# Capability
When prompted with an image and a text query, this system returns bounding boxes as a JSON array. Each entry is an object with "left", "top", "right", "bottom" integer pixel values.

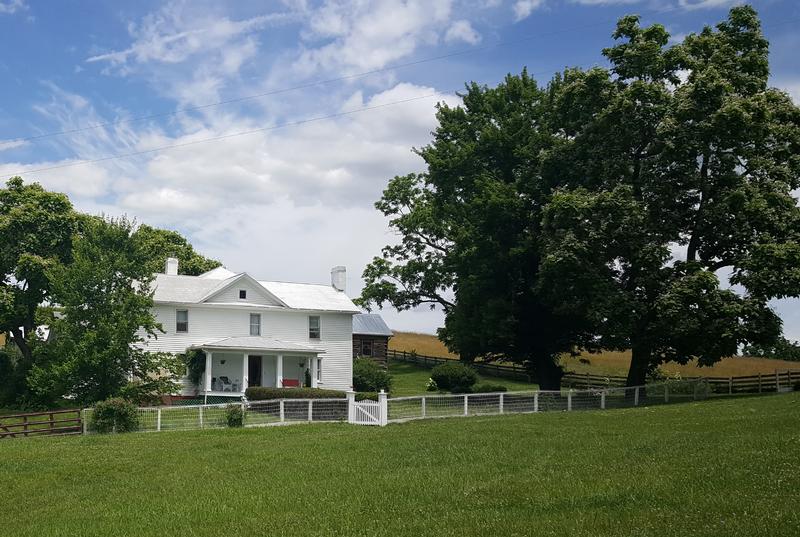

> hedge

[{"left": 245, "top": 387, "right": 346, "bottom": 400}]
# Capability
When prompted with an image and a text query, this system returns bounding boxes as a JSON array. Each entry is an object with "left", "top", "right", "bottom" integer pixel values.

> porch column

[
  {"left": 204, "top": 351, "right": 213, "bottom": 392},
  {"left": 310, "top": 357, "right": 318, "bottom": 388},
  {"left": 276, "top": 354, "right": 283, "bottom": 388},
  {"left": 242, "top": 354, "right": 249, "bottom": 393}
]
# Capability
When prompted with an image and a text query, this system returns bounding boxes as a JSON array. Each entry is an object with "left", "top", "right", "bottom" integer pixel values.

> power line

[
  {"left": 0, "top": 89, "right": 455, "bottom": 179},
  {"left": 3, "top": 3, "right": 704, "bottom": 145}
]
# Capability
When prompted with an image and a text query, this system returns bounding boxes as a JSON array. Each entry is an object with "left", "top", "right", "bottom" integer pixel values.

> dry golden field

[{"left": 389, "top": 331, "right": 799, "bottom": 377}]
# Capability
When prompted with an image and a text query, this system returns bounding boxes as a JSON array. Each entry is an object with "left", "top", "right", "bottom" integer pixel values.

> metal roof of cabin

[
  {"left": 352, "top": 313, "right": 393, "bottom": 336},
  {"left": 150, "top": 268, "right": 360, "bottom": 313}
]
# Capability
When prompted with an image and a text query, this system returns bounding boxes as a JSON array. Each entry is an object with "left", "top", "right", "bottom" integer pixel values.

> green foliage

[
  {"left": 26, "top": 216, "right": 182, "bottom": 405},
  {"left": 355, "top": 392, "right": 378, "bottom": 401},
  {"left": 0, "top": 177, "right": 76, "bottom": 402},
  {"left": 472, "top": 383, "right": 508, "bottom": 393},
  {"left": 224, "top": 404, "right": 245, "bottom": 428},
  {"left": 304, "top": 367, "right": 312, "bottom": 388},
  {"left": 91, "top": 398, "right": 139, "bottom": 433},
  {"left": 183, "top": 349, "right": 207, "bottom": 387},
  {"left": 743, "top": 337, "right": 800, "bottom": 362},
  {"left": 132, "top": 224, "right": 221, "bottom": 276},
  {"left": 536, "top": 6, "right": 799, "bottom": 385},
  {"left": 430, "top": 362, "right": 478, "bottom": 393},
  {"left": 245, "top": 387, "right": 346, "bottom": 400},
  {"left": 352, "top": 358, "right": 392, "bottom": 392}
]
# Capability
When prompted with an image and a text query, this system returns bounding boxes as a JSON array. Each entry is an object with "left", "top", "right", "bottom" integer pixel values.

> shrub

[
  {"left": 472, "top": 383, "right": 508, "bottom": 393},
  {"left": 356, "top": 392, "right": 378, "bottom": 401},
  {"left": 352, "top": 358, "right": 392, "bottom": 392},
  {"left": 430, "top": 362, "right": 478, "bottom": 393},
  {"left": 426, "top": 377, "right": 438, "bottom": 391},
  {"left": 245, "top": 387, "right": 346, "bottom": 400},
  {"left": 224, "top": 404, "right": 245, "bottom": 427},
  {"left": 91, "top": 398, "right": 139, "bottom": 433}
]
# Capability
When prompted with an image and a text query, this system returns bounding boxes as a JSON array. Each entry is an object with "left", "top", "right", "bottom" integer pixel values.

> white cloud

[
  {"left": 678, "top": 0, "right": 740, "bottom": 10},
  {"left": 445, "top": 19, "right": 481, "bottom": 45},
  {"left": 293, "top": 0, "right": 455, "bottom": 75},
  {"left": 0, "top": 0, "right": 25, "bottom": 14},
  {"left": 0, "top": 139, "right": 27, "bottom": 152},
  {"left": 513, "top": 0, "right": 544, "bottom": 22}
]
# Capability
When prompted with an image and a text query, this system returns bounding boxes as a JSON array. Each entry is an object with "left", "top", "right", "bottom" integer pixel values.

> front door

[{"left": 248, "top": 355, "right": 262, "bottom": 387}]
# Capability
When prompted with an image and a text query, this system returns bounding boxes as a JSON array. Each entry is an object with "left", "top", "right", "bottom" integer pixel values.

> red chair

[{"left": 282, "top": 379, "right": 301, "bottom": 388}]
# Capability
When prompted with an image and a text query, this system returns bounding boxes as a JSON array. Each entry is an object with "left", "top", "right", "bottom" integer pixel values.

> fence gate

[{"left": 352, "top": 400, "right": 382, "bottom": 426}]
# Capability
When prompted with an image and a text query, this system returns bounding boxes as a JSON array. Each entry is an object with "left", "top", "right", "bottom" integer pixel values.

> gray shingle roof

[
  {"left": 191, "top": 336, "right": 324, "bottom": 353},
  {"left": 352, "top": 313, "right": 393, "bottom": 336}
]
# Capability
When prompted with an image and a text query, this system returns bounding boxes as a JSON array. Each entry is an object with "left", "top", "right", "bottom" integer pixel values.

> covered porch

[{"left": 190, "top": 336, "right": 324, "bottom": 397}]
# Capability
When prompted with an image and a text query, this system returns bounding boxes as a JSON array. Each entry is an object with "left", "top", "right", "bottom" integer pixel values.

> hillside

[{"left": 389, "top": 331, "right": 799, "bottom": 377}]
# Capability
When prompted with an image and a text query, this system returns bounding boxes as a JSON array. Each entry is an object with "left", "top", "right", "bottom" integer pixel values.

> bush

[
  {"left": 472, "top": 383, "right": 508, "bottom": 393},
  {"left": 356, "top": 392, "right": 378, "bottom": 401},
  {"left": 430, "top": 362, "right": 478, "bottom": 393},
  {"left": 224, "top": 404, "right": 245, "bottom": 427},
  {"left": 352, "top": 358, "right": 392, "bottom": 392},
  {"left": 91, "top": 398, "right": 139, "bottom": 433},
  {"left": 245, "top": 387, "right": 346, "bottom": 400}
]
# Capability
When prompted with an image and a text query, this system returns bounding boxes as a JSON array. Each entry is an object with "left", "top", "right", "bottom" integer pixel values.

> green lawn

[
  {"left": 2, "top": 393, "right": 799, "bottom": 536},
  {"left": 388, "top": 360, "right": 537, "bottom": 396}
]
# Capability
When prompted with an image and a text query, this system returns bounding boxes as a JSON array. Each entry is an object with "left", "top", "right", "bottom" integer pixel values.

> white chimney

[
  {"left": 331, "top": 266, "right": 346, "bottom": 292},
  {"left": 165, "top": 257, "right": 179, "bottom": 276}
]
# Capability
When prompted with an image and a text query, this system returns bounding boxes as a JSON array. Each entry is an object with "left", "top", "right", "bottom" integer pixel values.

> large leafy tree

[
  {"left": 538, "top": 6, "right": 800, "bottom": 385},
  {"left": 132, "top": 224, "right": 221, "bottom": 276},
  {"left": 359, "top": 72, "right": 591, "bottom": 389},
  {"left": 0, "top": 177, "right": 75, "bottom": 364},
  {"left": 27, "top": 216, "right": 181, "bottom": 405}
]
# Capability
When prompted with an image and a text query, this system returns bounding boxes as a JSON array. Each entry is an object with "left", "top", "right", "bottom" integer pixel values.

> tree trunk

[
  {"left": 9, "top": 327, "right": 32, "bottom": 363},
  {"left": 626, "top": 343, "right": 650, "bottom": 388},
  {"left": 535, "top": 357, "right": 563, "bottom": 391}
]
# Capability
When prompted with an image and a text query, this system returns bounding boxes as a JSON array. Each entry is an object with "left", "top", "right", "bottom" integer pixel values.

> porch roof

[{"left": 191, "top": 336, "right": 324, "bottom": 354}]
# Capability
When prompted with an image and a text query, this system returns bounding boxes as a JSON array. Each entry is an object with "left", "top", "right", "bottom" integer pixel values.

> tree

[
  {"left": 0, "top": 177, "right": 75, "bottom": 402},
  {"left": 538, "top": 6, "right": 800, "bottom": 385},
  {"left": 743, "top": 337, "right": 800, "bottom": 362},
  {"left": 359, "top": 72, "right": 591, "bottom": 389},
  {"left": 132, "top": 224, "right": 221, "bottom": 276},
  {"left": 27, "top": 216, "right": 181, "bottom": 405}
]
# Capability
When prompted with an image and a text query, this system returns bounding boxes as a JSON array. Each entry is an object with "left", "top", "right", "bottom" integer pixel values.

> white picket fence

[{"left": 81, "top": 379, "right": 716, "bottom": 434}]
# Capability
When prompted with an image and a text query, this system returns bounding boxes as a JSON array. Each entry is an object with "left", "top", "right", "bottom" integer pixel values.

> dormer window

[{"left": 239, "top": 289, "right": 247, "bottom": 299}]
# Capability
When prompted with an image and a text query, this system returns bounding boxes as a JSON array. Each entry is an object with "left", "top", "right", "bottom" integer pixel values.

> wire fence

[{"left": 74, "top": 378, "right": 754, "bottom": 435}]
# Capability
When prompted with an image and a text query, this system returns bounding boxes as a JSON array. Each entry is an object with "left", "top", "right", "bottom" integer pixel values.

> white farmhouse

[{"left": 145, "top": 259, "right": 359, "bottom": 397}]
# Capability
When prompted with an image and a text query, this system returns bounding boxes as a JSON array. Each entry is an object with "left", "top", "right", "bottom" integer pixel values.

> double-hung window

[
  {"left": 309, "top": 316, "right": 321, "bottom": 339},
  {"left": 361, "top": 340, "right": 373, "bottom": 357},
  {"left": 176, "top": 310, "right": 189, "bottom": 333},
  {"left": 249, "top": 313, "right": 261, "bottom": 336}
]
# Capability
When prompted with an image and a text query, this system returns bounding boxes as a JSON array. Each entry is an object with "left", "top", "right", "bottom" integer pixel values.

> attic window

[{"left": 239, "top": 289, "right": 247, "bottom": 299}]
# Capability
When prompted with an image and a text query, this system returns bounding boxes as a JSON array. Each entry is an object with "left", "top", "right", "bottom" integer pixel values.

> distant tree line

[
  {"left": 742, "top": 338, "right": 800, "bottom": 362},
  {"left": 0, "top": 177, "right": 221, "bottom": 408}
]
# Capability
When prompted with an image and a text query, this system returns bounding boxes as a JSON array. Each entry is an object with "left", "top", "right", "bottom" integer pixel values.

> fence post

[
  {"left": 199, "top": 406, "right": 204, "bottom": 429},
  {"left": 664, "top": 384, "right": 669, "bottom": 403},
  {"left": 307, "top": 400, "right": 313, "bottom": 422},
  {"left": 534, "top": 392, "right": 539, "bottom": 413},
  {"left": 421, "top": 396, "right": 427, "bottom": 419},
  {"left": 499, "top": 393, "right": 504, "bottom": 414},
  {"left": 280, "top": 400, "right": 286, "bottom": 423},
  {"left": 156, "top": 408, "right": 162, "bottom": 432},
  {"left": 600, "top": 390, "right": 606, "bottom": 410},
  {"left": 346, "top": 390, "right": 355, "bottom": 424},
  {"left": 775, "top": 369, "right": 780, "bottom": 392},
  {"left": 758, "top": 373, "right": 762, "bottom": 393},
  {"left": 634, "top": 386, "right": 639, "bottom": 407},
  {"left": 728, "top": 376, "right": 733, "bottom": 395},
  {"left": 82, "top": 409, "right": 88, "bottom": 435},
  {"left": 567, "top": 390, "right": 573, "bottom": 411},
  {"left": 378, "top": 389, "right": 388, "bottom": 426},
  {"left": 586, "top": 372, "right": 590, "bottom": 389}
]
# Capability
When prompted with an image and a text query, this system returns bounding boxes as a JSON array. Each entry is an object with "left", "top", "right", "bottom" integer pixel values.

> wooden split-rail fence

[
  {"left": 387, "top": 349, "right": 800, "bottom": 394},
  {"left": 0, "top": 409, "right": 82, "bottom": 439}
]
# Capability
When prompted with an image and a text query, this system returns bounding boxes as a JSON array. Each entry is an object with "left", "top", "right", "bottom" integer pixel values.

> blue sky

[{"left": 1, "top": 0, "right": 799, "bottom": 336}]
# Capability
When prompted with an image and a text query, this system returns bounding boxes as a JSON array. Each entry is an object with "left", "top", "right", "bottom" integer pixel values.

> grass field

[
  {"left": 390, "top": 331, "right": 800, "bottom": 377},
  {"left": 2, "top": 393, "right": 798, "bottom": 536},
  {"left": 388, "top": 361, "right": 535, "bottom": 396}
]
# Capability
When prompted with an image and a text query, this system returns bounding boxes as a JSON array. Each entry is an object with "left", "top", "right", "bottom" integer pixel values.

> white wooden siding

[
  {"left": 145, "top": 304, "right": 353, "bottom": 391},
  {"left": 205, "top": 279, "right": 282, "bottom": 306}
]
